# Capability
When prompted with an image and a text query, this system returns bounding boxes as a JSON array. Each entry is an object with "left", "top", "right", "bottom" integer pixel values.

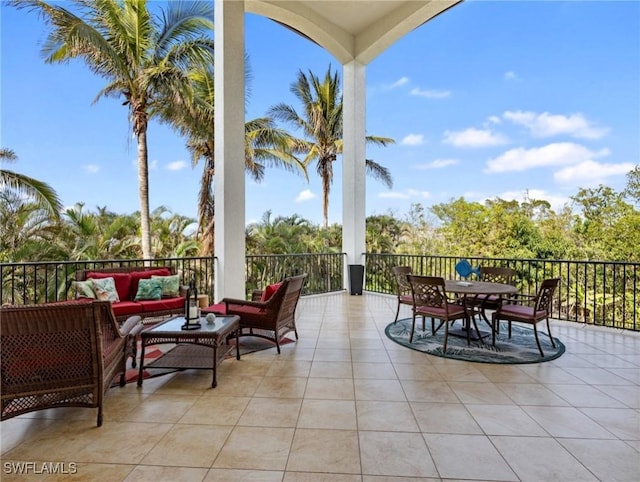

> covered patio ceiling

[{"left": 247, "top": 0, "right": 463, "bottom": 64}]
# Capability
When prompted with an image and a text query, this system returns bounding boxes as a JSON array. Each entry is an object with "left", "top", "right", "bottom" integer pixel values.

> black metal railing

[
  {"left": 245, "top": 253, "right": 344, "bottom": 296},
  {"left": 1, "top": 253, "right": 345, "bottom": 306},
  {"left": 2, "top": 253, "right": 637, "bottom": 331},
  {"left": 365, "top": 254, "right": 639, "bottom": 331},
  {"left": 0, "top": 257, "right": 215, "bottom": 306}
]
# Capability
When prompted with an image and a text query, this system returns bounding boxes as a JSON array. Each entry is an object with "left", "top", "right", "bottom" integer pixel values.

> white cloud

[
  {"left": 498, "top": 189, "right": 570, "bottom": 212},
  {"left": 83, "top": 164, "right": 100, "bottom": 174},
  {"left": 296, "top": 189, "right": 316, "bottom": 202},
  {"left": 554, "top": 160, "right": 635, "bottom": 185},
  {"left": 379, "top": 189, "right": 430, "bottom": 199},
  {"left": 504, "top": 71, "right": 518, "bottom": 81},
  {"left": 485, "top": 142, "right": 610, "bottom": 173},
  {"left": 391, "top": 77, "right": 409, "bottom": 88},
  {"left": 410, "top": 87, "right": 451, "bottom": 99},
  {"left": 503, "top": 110, "right": 610, "bottom": 139},
  {"left": 400, "top": 134, "right": 425, "bottom": 146},
  {"left": 166, "top": 160, "right": 188, "bottom": 171},
  {"left": 415, "top": 159, "right": 459, "bottom": 169},
  {"left": 443, "top": 128, "right": 508, "bottom": 148},
  {"left": 487, "top": 115, "right": 501, "bottom": 124}
]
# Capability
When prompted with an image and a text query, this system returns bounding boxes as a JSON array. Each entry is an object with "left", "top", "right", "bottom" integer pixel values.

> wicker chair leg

[
  {"left": 130, "top": 337, "right": 138, "bottom": 369},
  {"left": 394, "top": 303, "right": 401, "bottom": 322}
]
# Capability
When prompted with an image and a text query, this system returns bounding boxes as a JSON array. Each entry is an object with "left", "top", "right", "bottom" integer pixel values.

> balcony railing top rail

[{"left": 2, "top": 253, "right": 637, "bottom": 331}]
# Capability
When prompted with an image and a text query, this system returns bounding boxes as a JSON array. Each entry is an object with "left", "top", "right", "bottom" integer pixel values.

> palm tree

[
  {"left": 0, "top": 189, "right": 63, "bottom": 262},
  {"left": 58, "top": 203, "right": 140, "bottom": 260},
  {"left": 1, "top": 147, "right": 62, "bottom": 219},
  {"left": 11, "top": 0, "right": 215, "bottom": 260},
  {"left": 269, "top": 66, "right": 395, "bottom": 228},
  {"left": 156, "top": 64, "right": 307, "bottom": 256}
]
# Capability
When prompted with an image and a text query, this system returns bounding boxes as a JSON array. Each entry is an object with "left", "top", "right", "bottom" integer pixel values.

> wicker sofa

[
  {"left": 75, "top": 266, "right": 186, "bottom": 323},
  {"left": 1, "top": 300, "right": 141, "bottom": 427}
]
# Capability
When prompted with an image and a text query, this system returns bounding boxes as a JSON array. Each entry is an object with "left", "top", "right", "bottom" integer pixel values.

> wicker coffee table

[{"left": 137, "top": 315, "right": 240, "bottom": 388}]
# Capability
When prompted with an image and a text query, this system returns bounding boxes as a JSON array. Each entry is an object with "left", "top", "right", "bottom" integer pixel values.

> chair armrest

[
  {"left": 503, "top": 293, "right": 535, "bottom": 305},
  {"left": 221, "top": 297, "right": 268, "bottom": 309},
  {"left": 120, "top": 315, "right": 142, "bottom": 336}
]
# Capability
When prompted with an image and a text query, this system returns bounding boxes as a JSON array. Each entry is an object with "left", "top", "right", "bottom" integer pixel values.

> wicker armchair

[
  {"left": 219, "top": 274, "right": 306, "bottom": 354},
  {"left": 1, "top": 300, "right": 141, "bottom": 427}
]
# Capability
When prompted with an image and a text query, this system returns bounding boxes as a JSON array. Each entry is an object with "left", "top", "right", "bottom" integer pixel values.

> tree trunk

[{"left": 137, "top": 129, "right": 152, "bottom": 261}]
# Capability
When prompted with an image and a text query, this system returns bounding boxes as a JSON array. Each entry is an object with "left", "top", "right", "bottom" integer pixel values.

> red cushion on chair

[
  {"left": 416, "top": 303, "right": 466, "bottom": 318},
  {"left": 500, "top": 304, "right": 547, "bottom": 320},
  {"left": 202, "top": 303, "right": 227, "bottom": 315},
  {"left": 260, "top": 282, "right": 283, "bottom": 302}
]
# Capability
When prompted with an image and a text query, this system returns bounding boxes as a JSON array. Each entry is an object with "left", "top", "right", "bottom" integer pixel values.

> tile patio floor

[{"left": 1, "top": 292, "right": 639, "bottom": 481}]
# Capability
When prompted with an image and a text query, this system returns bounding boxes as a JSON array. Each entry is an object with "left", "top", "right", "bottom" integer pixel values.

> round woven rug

[{"left": 385, "top": 318, "right": 565, "bottom": 364}]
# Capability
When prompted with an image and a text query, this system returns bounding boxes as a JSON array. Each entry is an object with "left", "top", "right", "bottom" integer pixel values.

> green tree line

[{"left": 2, "top": 166, "right": 638, "bottom": 263}]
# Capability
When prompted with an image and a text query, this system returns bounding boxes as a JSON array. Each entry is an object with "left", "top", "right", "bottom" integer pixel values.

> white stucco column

[
  {"left": 342, "top": 60, "right": 367, "bottom": 288},
  {"left": 214, "top": 0, "right": 245, "bottom": 300}
]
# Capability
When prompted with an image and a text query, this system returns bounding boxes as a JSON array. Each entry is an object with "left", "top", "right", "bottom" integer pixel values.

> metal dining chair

[
  {"left": 470, "top": 266, "right": 517, "bottom": 327},
  {"left": 407, "top": 275, "right": 476, "bottom": 353},
  {"left": 392, "top": 266, "right": 413, "bottom": 322},
  {"left": 491, "top": 278, "right": 560, "bottom": 356}
]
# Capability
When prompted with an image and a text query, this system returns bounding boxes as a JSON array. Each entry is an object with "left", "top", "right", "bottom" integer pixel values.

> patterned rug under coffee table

[
  {"left": 123, "top": 336, "right": 294, "bottom": 384},
  {"left": 385, "top": 318, "right": 565, "bottom": 364}
]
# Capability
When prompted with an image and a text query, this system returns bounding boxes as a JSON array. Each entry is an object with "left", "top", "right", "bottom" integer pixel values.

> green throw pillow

[
  {"left": 73, "top": 280, "right": 96, "bottom": 299},
  {"left": 90, "top": 277, "right": 119, "bottom": 302},
  {"left": 134, "top": 278, "right": 163, "bottom": 301},
  {"left": 151, "top": 274, "right": 180, "bottom": 297}
]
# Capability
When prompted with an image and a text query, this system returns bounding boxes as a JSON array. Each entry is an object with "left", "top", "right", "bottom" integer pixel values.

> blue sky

[{"left": 1, "top": 1, "right": 639, "bottom": 227}]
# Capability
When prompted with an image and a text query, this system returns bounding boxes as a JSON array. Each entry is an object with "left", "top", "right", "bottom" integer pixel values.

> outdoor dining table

[{"left": 444, "top": 280, "right": 518, "bottom": 341}]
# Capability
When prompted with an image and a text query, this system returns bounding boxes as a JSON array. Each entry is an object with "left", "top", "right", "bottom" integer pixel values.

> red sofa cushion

[
  {"left": 139, "top": 297, "right": 184, "bottom": 313},
  {"left": 261, "top": 282, "right": 283, "bottom": 302},
  {"left": 129, "top": 269, "right": 171, "bottom": 300},
  {"left": 86, "top": 272, "right": 132, "bottom": 302},
  {"left": 111, "top": 301, "right": 143, "bottom": 317}
]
